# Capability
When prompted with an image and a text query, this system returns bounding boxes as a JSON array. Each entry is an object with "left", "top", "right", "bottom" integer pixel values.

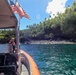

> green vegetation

[
  {"left": 0, "top": 29, "right": 16, "bottom": 43},
  {"left": 20, "top": 2, "right": 76, "bottom": 42},
  {"left": 0, "top": 2, "right": 76, "bottom": 43}
]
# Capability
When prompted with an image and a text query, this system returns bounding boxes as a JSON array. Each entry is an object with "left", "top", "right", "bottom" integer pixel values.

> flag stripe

[{"left": 10, "top": 1, "right": 30, "bottom": 19}]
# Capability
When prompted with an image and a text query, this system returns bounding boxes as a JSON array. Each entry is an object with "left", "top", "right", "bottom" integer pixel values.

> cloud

[{"left": 46, "top": 0, "right": 68, "bottom": 18}]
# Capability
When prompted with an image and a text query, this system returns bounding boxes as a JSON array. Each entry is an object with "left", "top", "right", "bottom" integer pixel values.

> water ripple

[{"left": 20, "top": 44, "right": 76, "bottom": 75}]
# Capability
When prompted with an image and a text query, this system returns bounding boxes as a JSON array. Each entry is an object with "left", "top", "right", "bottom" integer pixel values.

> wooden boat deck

[{"left": 21, "top": 65, "right": 29, "bottom": 75}]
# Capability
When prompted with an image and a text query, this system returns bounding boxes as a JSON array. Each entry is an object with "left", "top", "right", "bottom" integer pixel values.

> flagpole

[
  {"left": 15, "top": 0, "right": 18, "bottom": 3},
  {"left": 14, "top": 0, "right": 20, "bottom": 53},
  {"left": 16, "top": 15, "right": 20, "bottom": 53}
]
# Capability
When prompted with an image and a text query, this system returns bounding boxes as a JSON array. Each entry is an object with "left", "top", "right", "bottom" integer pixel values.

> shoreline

[{"left": 25, "top": 40, "right": 76, "bottom": 44}]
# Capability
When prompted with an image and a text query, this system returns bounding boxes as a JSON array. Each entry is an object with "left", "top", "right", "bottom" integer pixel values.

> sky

[{"left": 15, "top": 0, "right": 75, "bottom": 30}]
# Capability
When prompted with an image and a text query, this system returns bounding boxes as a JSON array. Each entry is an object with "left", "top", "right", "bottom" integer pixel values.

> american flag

[{"left": 10, "top": 1, "right": 30, "bottom": 19}]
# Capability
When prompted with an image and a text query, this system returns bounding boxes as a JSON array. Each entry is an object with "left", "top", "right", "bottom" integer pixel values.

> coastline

[{"left": 25, "top": 40, "right": 76, "bottom": 44}]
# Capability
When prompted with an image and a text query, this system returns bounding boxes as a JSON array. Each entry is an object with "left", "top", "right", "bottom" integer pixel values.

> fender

[{"left": 20, "top": 50, "right": 41, "bottom": 75}]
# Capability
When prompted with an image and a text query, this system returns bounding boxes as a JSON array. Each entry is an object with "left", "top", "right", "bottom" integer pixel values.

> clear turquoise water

[
  {"left": 0, "top": 44, "right": 76, "bottom": 75},
  {"left": 20, "top": 44, "right": 76, "bottom": 75}
]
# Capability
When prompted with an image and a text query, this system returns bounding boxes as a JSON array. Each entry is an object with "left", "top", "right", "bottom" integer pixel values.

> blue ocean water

[
  {"left": 20, "top": 44, "right": 76, "bottom": 75},
  {"left": 0, "top": 44, "right": 76, "bottom": 75}
]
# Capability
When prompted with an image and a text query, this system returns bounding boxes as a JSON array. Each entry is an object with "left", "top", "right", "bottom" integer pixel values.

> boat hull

[{"left": 20, "top": 50, "right": 41, "bottom": 75}]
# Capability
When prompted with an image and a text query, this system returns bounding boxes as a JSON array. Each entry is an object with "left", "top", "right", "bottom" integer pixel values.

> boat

[{"left": 0, "top": 0, "right": 40, "bottom": 75}]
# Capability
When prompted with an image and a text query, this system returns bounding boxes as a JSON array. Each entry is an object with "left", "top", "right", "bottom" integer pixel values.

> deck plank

[{"left": 21, "top": 65, "right": 29, "bottom": 75}]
